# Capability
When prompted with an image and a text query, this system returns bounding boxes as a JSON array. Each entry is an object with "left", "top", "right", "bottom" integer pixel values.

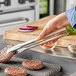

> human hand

[{"left": 37, "top": 13, "right": 70, "bottom": 40}]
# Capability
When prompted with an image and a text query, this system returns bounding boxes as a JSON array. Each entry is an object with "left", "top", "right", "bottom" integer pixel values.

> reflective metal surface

[{"left": 3, "top": 38, "right": 76, "bottom": 59}]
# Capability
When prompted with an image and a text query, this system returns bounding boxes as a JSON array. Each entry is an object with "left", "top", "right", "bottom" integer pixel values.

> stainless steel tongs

[{"left": 6, "top": 27, "right": 69, "bottom": 54}]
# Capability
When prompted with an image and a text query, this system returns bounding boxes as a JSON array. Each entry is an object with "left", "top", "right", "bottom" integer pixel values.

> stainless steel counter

[{"left": 0, "top": 35, "right": 76, "bottom": 76}]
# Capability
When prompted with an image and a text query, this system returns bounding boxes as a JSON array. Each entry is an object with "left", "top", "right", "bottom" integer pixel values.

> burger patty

[
  {"left": 5, "top": 67, "right": 27, "bottom": 76},
  {"left": 22, "top": 60, "right": 44, "bottom": 70},
  {"left": 0, "top": 45, "right": 15, "bottom": 63}
]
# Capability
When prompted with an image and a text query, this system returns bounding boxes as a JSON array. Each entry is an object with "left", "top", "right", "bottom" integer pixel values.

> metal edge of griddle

[{"left": 30, "top": 46, "right": 76, "bottom": 60}]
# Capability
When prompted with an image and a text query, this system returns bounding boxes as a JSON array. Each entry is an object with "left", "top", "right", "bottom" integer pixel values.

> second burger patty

[{"left": 22, "top": 60, "right": 44, "bottom": 70}]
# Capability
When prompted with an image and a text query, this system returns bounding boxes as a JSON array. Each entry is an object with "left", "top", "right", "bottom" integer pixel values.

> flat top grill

[
  {"left": 0, "top": 36, "right": 76, "bottom": 76},
  {"left": 0, "top": 57, "right": 61, "bottom": 76}
]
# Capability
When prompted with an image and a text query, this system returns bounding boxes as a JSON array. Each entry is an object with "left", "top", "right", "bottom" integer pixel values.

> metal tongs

[{"left": 6, "top": 27, "right": 69, "bottom": 54}]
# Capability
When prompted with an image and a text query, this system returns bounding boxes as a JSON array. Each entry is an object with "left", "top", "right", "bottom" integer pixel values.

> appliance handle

[{"left": 0, "top": 18, "right": 29, "bottom": 27}]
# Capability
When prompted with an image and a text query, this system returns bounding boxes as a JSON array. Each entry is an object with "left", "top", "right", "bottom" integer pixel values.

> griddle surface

[{"left": 0, "top": 57, "right": 61, "bottom": 76}]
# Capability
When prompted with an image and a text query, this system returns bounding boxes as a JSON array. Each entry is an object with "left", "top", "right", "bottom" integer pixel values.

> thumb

[{"left": 37, "top": 29, "right": 47, "bottom": 40}]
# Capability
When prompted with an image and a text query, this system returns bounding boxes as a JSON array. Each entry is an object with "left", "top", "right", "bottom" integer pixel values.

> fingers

[
  {"left": 37, "top": 28, "right": 47, "bottom": 40},
  {"left": 37, "top": 21, "right": 52, "bottom": 40},
  {"left": 37, "top": 20, "right": 55, "bottom": 40}
]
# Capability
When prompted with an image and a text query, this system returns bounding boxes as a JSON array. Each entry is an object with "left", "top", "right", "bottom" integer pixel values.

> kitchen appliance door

[{"left": 0, "top": 10, "right": 35, "bottom": 35}]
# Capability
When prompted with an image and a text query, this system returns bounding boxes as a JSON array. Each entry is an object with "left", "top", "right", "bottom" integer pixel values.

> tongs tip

[{"left": 6, "top": 47, "right": 15, "bottom": 54}]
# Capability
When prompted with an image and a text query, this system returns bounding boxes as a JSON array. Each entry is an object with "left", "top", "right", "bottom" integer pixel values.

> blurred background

[
  {"left": 39, "top": 0, "right": 75, "bottom": 18},
  {"left": 0, "top": 0, "right": 76, "bottom": 35}
]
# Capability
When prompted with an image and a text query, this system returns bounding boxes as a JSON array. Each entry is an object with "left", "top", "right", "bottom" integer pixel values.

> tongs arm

[
  {"left": 6, "top": 27, "right": 69, "bottom": 54},
  {"left": 17, "top": 32, "right": 68, "bottom": 53}
]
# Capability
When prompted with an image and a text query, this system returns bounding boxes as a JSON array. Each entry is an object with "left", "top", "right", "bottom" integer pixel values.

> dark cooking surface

[
  {"left": 1, "top": 35, "right": 76, "bottom": 76},
  {"left": 0, "top": 57, "right": 61, "bottom": 76},
  {"left": 0, "top": 35, "right": 4, "bottom": 44}
]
